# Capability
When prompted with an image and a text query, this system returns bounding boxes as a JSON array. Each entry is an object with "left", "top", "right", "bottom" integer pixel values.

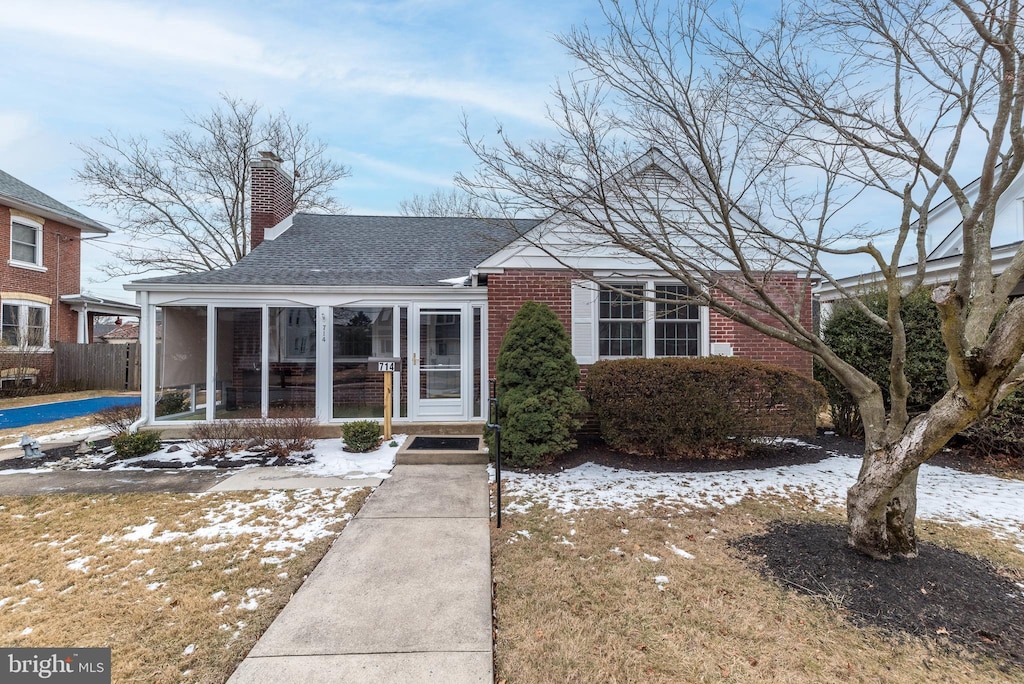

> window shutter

[{"left": 571, "top": 280, "right": 598, "bottom": 365}]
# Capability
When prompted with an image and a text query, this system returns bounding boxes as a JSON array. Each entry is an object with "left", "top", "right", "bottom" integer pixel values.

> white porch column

[
  {"left": 139, "top": 293, "right": 153, "bottom": 423},
  {"left": 77, "top": 305, "right": 89, "bottom": 343}
]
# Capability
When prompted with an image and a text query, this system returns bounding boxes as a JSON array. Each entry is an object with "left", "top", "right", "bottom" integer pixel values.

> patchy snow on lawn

[
  {"left": 496, "top": 453, "right": 1024, "bottom": 550},
  {"left": 109, "top": 489, "right": 358, "bottom": 556}
]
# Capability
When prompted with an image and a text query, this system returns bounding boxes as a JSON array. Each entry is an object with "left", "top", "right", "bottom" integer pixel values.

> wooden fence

[{"left": 54, "top": 342, "right": 141, "bottom": 391}]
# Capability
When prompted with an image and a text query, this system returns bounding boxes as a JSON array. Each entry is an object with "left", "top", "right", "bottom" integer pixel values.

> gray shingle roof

[
  {"left": 133, "top": 214, "right": 538, "bottom": 287},
  {"left": 0, "top": 169, "right": 107, "bottom": 233}
]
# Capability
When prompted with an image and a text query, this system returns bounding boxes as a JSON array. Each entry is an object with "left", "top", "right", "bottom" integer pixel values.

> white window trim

[
  {"left": 1, "top": 299, "right": 51, "bottom": 351},
  {"left": 592, "top": 279, "right": 706, "bottom": 361},
  {"left": 598, "top": 281, "right": 646, "bottom": 358},
  {"left": 9, "top": 216, "right": 46, "bottom": 271}
]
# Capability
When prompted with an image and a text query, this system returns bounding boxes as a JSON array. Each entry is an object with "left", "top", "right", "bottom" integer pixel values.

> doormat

[{"left": 407, "top": 436, "right": 481, "bottom": 451}]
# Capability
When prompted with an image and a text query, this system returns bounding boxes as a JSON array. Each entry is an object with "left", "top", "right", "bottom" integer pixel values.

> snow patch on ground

[
  {"left": 297, "top": 436, "right": 404, "bottom": 479},
  {"left": 666, "top": 543, "right": 695, "bottom": 560},
  {"left": 66, "top": 556, "right": 95, "bottom": 572},
  {"left": 1, "top": 433, "right": 403, "bottom": 478},
  {"left": 115, "top": 489, "right": 357, "bottom": 557},
  {"left": 496, "top": 454, "right": 1024, "bottom": 548}
]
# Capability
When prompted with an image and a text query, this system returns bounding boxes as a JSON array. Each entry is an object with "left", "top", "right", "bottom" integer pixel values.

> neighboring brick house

[
  {"left": 0, "top": 169, "right": 113, "bottom": 386},
  {"left": 126, "top": 152, "right": 813, "bottom": 426}
]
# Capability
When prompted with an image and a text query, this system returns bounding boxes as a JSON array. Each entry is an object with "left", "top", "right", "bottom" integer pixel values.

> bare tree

[
  {"left": 77, "top": 95, "right": 350, "bottom": 276},
  {"left": 397, "top": 187, "right": 488, "bottom": 217},
  {"left": 458, "top": 0, "right": 1024, "bottom": 559}
]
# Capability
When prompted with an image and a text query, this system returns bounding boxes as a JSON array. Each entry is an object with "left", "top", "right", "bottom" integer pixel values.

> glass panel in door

[{"left": 419, "top": 311, "right": 461, "bottom": 401}]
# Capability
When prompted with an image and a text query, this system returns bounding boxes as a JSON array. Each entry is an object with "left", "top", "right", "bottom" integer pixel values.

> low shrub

[
  {"left": 91, "top": 403, "right": 141, "bottom": 436},
  {"left": 155, "top": 391, "right": 190, "bottom": 417},
  {"left": 112, "top": 430, "right": 162, "bottom": 459},
  {"left": 586, "top": 357, "right": 825, "bottom": 459},
  {"left": 188, "top": 417, "right": 319, "bottom": 458},
  {"left": 960, "top": 389, "right": 1024, "bottom": 458},
  {"left": 255, "top": 416, "right": 318, "bottom": 457},
  {"left": 188, "top": 421, "right": 248, "bottom": 458},
  {"left": 341, "top": 420, "right": 381, "bottom": 453}
]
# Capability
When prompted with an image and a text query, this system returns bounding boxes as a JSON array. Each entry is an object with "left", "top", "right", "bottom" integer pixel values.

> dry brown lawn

[
  {"left": 0, "top": 488, "right": 367, "bottom": 683},
  {"left": 0, "top": 390, "right": 125, "bottom": 411},
  {"left": 492, "top": 494, "right": 1024, "bottom": 683}
]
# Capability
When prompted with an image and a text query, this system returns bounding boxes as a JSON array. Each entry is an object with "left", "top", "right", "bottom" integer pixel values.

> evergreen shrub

[
  {"left": 491, "top": 301, "right": 588, "bottom": 468},
  {"left": 815, "top": 287, "right": 948, "bottom": 437},
  {"left": 341, "top": 420, "right": 381, "bottom": 453},
  {"left": 586, "top": 357, "right": 824, "bottom": 458},
  {"left": 112, "top": 430, "right": 162, "bottom": 459}
]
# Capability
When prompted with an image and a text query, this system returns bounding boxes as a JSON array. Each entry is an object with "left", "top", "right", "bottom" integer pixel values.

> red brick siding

[
  {"left": 0, "top": 205, "right": 82, "bottom": 384},
  {"left": 251, "top": 163, "right": 293, "bottom": 250},
  {"left": 708, "top": 273, "right": 813, "bottom": 377},
  {"left": 486, "top": 269, "right": 813, "bottom": 380},
  {"left": 486, "top": 269, "right": 577, "bottom": 383}
]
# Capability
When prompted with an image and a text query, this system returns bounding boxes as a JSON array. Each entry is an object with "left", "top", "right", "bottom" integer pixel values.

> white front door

[{"left": 410, "top": 305, "right": 469, "bottom": 419}]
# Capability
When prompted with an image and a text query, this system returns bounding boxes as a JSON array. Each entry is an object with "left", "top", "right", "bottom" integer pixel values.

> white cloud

[
  {"left": 343, "top": 150, "right": 457, "bottom": 188},
  {"left": 0, "top": 111, "right": 35, "bottom": 149},
  {"left": 0, "top": 0, "right": 294, "bottom": 77}
]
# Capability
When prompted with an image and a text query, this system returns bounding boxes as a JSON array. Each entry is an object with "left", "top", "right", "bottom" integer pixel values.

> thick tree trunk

[
  {"left": 847, "top": 462, "right": 919, "bottom": 559},
  {"left": 846, "top": 383, "right": 990, "bottom": 560}
]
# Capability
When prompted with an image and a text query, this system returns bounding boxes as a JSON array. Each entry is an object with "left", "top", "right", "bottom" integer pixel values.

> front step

[{"left": 395, "top": 435, "right": 490, "bottom": 465}]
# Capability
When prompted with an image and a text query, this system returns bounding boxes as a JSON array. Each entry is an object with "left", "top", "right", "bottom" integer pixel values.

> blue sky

[
  {"left": 0, "top": 0, "right": 596, "bottom": 300},
  {"left": 2, "top": 1, "right": 1013, "bottom": 303}
]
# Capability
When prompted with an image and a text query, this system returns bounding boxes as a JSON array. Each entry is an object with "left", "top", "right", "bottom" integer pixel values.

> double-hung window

[
  {"left": 10, "top": 218, "right": 44, "bottom": 269},
  {"left": 594, "top": 282, "right": 702, "bottom": 359},
  {"left": 1, "top": 302, "right": 48, "bottom": 349},
  {"left": 654, "top": 284, "right": 700, "bottom": 356},
  {"left": 598, "top": 284, "right": 645, "bottom": 356}
]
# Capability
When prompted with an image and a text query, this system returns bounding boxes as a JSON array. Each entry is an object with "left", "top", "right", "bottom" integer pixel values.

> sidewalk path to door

[{"left": 228, "top": 463, "right": 493, "bottom": 683}]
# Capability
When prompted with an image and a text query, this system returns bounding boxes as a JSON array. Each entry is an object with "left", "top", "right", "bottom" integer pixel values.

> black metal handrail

[{"left": 486, "top": 379, "right": 502, "bottom": 528}]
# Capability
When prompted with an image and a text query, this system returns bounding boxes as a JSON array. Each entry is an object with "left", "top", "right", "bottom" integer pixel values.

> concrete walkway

[{"left": 228, "top": 464, "right": 493, "bottom": 683}]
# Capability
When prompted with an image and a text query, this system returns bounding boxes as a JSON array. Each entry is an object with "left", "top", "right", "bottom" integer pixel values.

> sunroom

[
  {"left": 131, "top": 291, "right": 487, "bottom": 426},
  {"left": 124, "top": 214, "right": 529, "bottom": 427}
]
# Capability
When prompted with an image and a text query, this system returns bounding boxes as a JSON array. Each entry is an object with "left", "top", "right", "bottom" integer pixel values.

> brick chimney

[{"left": 250, "top": 151, "right": 294, "bottom": 250}]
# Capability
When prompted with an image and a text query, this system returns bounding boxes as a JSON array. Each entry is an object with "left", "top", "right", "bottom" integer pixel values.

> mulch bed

[
  {"left": 1, "top": 440, "right": 314, "bottom": 471},
  {"left": 735, "top": 522, "right": 1024, "bottom": 671},
  {"left": 527, "top": 430, "right": 864, "bottom": 474}
]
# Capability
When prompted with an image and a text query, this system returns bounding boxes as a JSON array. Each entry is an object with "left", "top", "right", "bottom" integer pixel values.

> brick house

[
  {"left": 126, "top": 152, "right": 812, "bottom": 426},
  {"left": 0, "top": 169, "right": 114, "bottom": 386}
]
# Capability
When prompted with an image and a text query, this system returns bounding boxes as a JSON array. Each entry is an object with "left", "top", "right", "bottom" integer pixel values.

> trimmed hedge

[
  {"left": 586, "top": 357, "right": 825, "bottom": 458},
  {"left": 491, "top": 301, "right": 588, "bottom": 468}
]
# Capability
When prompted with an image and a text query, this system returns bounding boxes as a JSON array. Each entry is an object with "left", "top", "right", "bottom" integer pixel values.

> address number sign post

[{"left": 367, "top": 358, "right": 402, "bottom": 440}]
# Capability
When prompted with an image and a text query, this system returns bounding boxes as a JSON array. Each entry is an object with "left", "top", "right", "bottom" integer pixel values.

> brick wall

[
  {"left": 707, "top": 273, "right": 813, "bottom": 377},
  {"left": 486, "top": 269, "right": 576, "bottom": 382},
  {"left": 486, "top": 269, "right": 813, "bottom": 381},
  {"left": 0, "top": 205, "right": 82, "bottom": 385},
  {"left": 251, "top": 155, "right": 293, "bottom": 250}
]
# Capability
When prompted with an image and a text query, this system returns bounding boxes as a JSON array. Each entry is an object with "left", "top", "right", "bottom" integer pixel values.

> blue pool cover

[{"left": 0, "top": 396, "right": 141, "bottom": 430}]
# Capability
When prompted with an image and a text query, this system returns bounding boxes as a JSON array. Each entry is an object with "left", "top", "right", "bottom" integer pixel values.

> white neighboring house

[{"left": 815, "top": 173, "right": 1024, "bottom": 316}]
